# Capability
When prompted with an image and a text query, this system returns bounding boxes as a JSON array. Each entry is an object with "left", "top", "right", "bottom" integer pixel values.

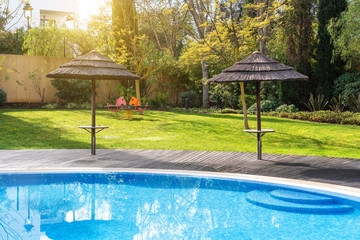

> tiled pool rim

[{"left": 2, "top": 168, "right": 360, "bottom": 202}]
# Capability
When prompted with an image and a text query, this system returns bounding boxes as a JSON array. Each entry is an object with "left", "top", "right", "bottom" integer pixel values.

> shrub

[
  {"left": 275, "top": 104, "right": 299, "bottom": 113},
  {"left": 51, "top": 79, "right": 91, "bottom": 104},
  {"left": 266, "top": 111, "right": 279, "bottom": 117},
  {"left": 248, "top": 100, "right": 280, "bottom": 114},
  {"left": 349, "top": 94, "right": 360, "bottom": 112},
  {"left": 343, "top": 81, "right": 360, "bottom": 105},
  {"left": 308, "top": 111, "right": 343, "bottom": 124},
  {"left": 341, "top": 113, "right": 360, "bottom": 125},
  {"left": 0, "top": 88, "right": 7, "bottom": 105},
  {"left": 304, "top": 93, "right": 328, "bottom": 112},
  {"left": 209, "top": 83, "right": 239, "bottom": 109},
  {"left": 65, "top": 102, "right": 92, "bottom": 109},
  {"left": 66, "top": 102, "right": 79, "bottom": 109},
  {"left": 329, "top": 95, "right": 345, "bottom": 113},
  {"left": 217, "top": 108, "right": 240, "bottom": 114},
  {"left": 334, "top": 73, "right": 360, "bottom": 98},
  {"left": 238, "top": 94, "right": 257, "bottom": 110},
  {"left": 180, "top": 90, "right": 200, "bottom": 108},
  {"left": 279, "top": 111, "right": 360, "bottom": 125},
  {"left": 43, "top": 103, "right": 58, "bottom": 109},
  {"left": 149, "top": 92, "right": 171, "bottom": 107}
]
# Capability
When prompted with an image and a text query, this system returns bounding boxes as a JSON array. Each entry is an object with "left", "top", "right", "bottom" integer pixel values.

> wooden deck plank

[{"left": 0, "top": 149, "right": 359, "bottom": 188}]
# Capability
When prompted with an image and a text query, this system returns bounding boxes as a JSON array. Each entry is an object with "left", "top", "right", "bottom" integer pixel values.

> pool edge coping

[{"left": 1, "top": 167, "right": 360, "bottom": 199}]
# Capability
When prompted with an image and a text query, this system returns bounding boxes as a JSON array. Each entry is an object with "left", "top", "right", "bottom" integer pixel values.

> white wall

[{"left": 6, "top": 0, "right": 78, "bottom": 30}]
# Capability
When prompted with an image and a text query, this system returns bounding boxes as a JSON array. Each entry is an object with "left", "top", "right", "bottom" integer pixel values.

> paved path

[{"left": 0, "top": 149, "right": 360, "bottom": 188}]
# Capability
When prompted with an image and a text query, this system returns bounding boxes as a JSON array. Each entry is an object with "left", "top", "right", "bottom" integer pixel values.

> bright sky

[{"left": 76, "top": 0, "right": 102, "bottom": 25}]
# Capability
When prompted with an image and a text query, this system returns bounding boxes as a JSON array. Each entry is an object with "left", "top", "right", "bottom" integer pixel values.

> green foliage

[
  {"left": 304, "top": 94, "right": 329, "bottom": 112},
  {"left": 179, "top": 91, "right": 200, "bottom": 108},
  {"left": 115, "top": 86, "right": 136, "bottom": 103},
  {"left": 281, "top": 0, "right": 315, "bottom": 79},
  {"left": 0, "top": 28, "right": 26, "bottom": 54},
  {"left": 43, "top": 103, "right": 58, "bottom": 109},
  {"left": 0, "top": 88, "right": 6, "bottom": 104},
  {"left": 23, "top": 26, "right": 95, "bottom": 57},
  {"left": 149, "top": 92, "right": 171, "bottom": 107},
  {"left": 112, "top": 0, "right": 137, "bottom": 55},
  {"left": 343, "top": 81, "right": 360, "bottom": 103},
  {"left": 275, "top": 104, "right": 299, "bottom": 113},
  {"left": 209, "top": 83, "right": 240, "bottom": 109},
  {"left": 51, "top": 79, "right": 91, "bottom": 104},
  {"left": 334, "top": 73, "right": 360, "bottom": 107},
  {"left": 66, "top": 102, "right": 92, "bottom": 109},
  {"left": 333, "top": 73, "right": 359, "bottom": 96},
  {"left": 341, "top": 113, "right": 360, "bottom": 125},
  {"left": 260, "top": 81, "right": 282, "bottom": 102},
  {"left": 349, "top": 94, "right": 360, "bottom": 113},
  {"left": 217, "top": 108, "right": 240, "bottom": 114},
  {"left": 329, "top": 0, "right": 360, "bottom": 70},
  {"left": 238, "top": 94, "right": 256, "bottom": 111},
  {"left": 329, "top": 95, "right": 345, "bottom": 113},
  {"left": 315, "top": 0, "right": 347, "bottom": 98},
  {"left": 172, "top": 107, "right": 218, "bottom": 114},
  {"left": 265, "top": 111, "right": 360, "bottom": 126},
  {"left": 139, "top": 0, "right": 188, "bottom": 57},
  {"left": 248, "top": 100, "right": 280, "bottom": 114}
]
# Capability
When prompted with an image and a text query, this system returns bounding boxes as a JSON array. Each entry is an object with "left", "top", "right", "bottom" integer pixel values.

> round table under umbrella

[
  {"left": 46, "top": 50, "right": 140, "bottom": 155},
  {"left": 208, "top": 51, "right": 308, "bottom": 160}
]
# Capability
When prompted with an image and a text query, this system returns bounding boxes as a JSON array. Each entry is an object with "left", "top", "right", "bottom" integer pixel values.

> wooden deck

[{"left": 0, "top": 149, "right": 359, "bottom": 188}]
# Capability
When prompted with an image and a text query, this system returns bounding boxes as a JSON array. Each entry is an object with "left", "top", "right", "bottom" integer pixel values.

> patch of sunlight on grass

[{"left": 129, "top": 137, "right": 166, "bottom": 141}]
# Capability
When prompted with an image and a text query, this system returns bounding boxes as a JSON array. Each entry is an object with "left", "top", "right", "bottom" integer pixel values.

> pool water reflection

[{"left": 0, "top": 172, "right": 359, "bottom": 240}]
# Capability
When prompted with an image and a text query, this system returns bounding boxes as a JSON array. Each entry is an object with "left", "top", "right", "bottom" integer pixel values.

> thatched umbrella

[
  {"left": 208, "top": 51, "right": 308, "bottom": 160},
  {"left": 46, "top": 50, "right": 140, "bottom": 155}
]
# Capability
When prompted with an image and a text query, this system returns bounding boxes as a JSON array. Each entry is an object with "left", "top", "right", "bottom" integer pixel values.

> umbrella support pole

[
  {"left": 79, "top": 126, "right": 109, "bottom": 155},
  {"left": 91, "top": 129, "right": 96, "bottom": 155},
  {"left": 243, "top": 129, "right": 275, "bottom": 160},
  {"left": 257, "top": 133, "right": 262, "bottom": 160}
]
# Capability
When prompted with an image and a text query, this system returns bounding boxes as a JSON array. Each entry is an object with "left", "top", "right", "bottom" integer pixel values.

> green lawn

[{"left": 0, "top": 109, "right": 359, "bottom": 159}]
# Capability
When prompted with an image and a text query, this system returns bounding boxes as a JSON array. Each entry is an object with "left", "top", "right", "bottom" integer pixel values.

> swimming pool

[{"left": 0, "top": 170, "right": 359, "bottom": 240}]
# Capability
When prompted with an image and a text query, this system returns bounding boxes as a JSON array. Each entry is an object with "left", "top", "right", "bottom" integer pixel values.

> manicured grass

[{"left": 0, "top": 109, "right": 359, "bottom": 159}]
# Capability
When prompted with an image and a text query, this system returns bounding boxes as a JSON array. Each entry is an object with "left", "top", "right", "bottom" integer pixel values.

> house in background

[{"left": 7, "top": 0, "right": 78, "bottom": 30}]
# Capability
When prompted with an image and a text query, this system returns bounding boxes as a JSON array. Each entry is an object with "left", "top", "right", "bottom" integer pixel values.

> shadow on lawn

[
  {"left": 270, "top": 131, "right": 360, "bottom": 154},
  {"left": 172, "top": 111, "right": 320, "bottom": 126},
  {"left": 0, "top": 112, "right": 97, "bottom": 149}
]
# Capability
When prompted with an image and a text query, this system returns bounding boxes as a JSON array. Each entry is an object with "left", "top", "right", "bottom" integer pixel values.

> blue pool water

[{"left": 0, "top": 171, "right": 359, "bottom": 240}]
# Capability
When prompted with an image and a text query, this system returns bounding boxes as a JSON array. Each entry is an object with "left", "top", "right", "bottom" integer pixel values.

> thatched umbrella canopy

[
  {"left": 46, "top": 50, "right": 140, "bottom": 155},
  {"left": 208, "top": 51, "right": 308, "bottom": 160}
]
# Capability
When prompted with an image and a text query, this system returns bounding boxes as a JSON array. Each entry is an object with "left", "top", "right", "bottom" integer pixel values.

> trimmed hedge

[{"left": 264, "top": 111, "right": 360, "bottom": 126}]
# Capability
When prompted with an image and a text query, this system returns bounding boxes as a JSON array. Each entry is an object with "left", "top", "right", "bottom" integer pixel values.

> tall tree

[
  {"left": 315, "top": 0, "right": 347, "bottom": 98},
  {"left": 112, "top": 0, "right": 138, "bottom": 58},
  {"left": 183, "top": 0, "right": 218, "bottom": 108},
  {"left": 111, "top": 0, "right": 165, "bottom": 102},
  {"left": 329, "top": 0, "right": 360, "bottom": 71},
  {"left": 139, "top": 0, "right": 189, "bottom": 58},
  {"left": 280, "top": 0, "right": 316, "bottom": 104},
  {"left": 0, "top": 0, "right": 24, "bottom": 32}
]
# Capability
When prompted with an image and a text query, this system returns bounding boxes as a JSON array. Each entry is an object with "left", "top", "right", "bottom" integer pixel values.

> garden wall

[{"left": 0, "top": 54, "right": 119, "bottom": 104}]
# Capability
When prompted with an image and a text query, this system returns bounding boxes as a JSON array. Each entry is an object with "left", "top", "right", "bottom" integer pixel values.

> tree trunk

[
  {"left": 201, "top": 59, "right": 210, "bottom": 108},
  {"left": 240, "top": 82, "right": 249, "bottom": 129},
  {"left": 235, "top": 48, "right": 249, "bottom": 129}
]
